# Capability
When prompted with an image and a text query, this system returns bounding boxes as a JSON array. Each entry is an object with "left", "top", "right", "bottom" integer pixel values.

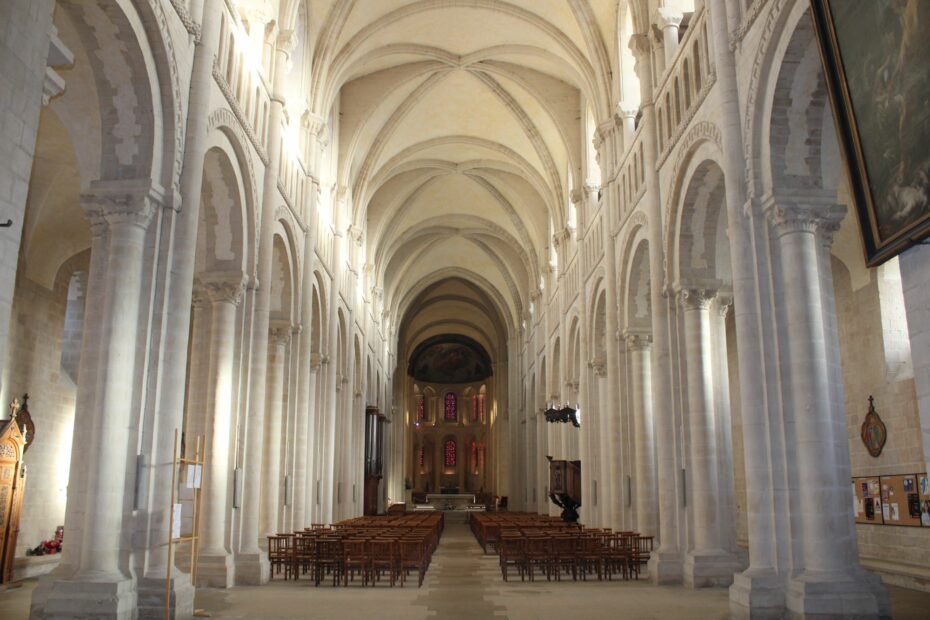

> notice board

[{"left": 853, "top": 473, "right": 930, "bottom": 527}]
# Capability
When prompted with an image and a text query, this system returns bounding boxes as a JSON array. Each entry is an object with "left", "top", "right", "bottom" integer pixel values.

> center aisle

[{"left": 411, "top": 520, "right": 506, "bottom": 618}]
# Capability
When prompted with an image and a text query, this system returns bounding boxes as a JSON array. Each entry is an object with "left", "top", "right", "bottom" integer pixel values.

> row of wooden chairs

[
  {"left": 267, "top": 514, "right": 443, "bottom": 587},
  {"left": 470, "top": 512, "right": 653, "bottom": 582}
]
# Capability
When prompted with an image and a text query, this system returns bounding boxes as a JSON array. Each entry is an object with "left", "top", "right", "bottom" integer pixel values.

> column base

[
  {"left": 786, "top": 569, "right": 890, "bottom": 619},
  {"left": 729, "top": 567, "right": 786, "bottom": 619},
  {"left": 196, "top": 551, "right": 235, "bottom": 588},
  {"left": 684, "top": 548, "right": 740, "bottom": 588},
  {"left": 136, "top": 573, "right": 196, "bottom": 620},
  {"left": 647, "top": 549, "right": 683, "bottom": 585},
  {"left": 40, "top": 575, "right": 136, "bottom": 620},
  {"left": 234, "top": 551, "right": 269, "bottom": 585}
]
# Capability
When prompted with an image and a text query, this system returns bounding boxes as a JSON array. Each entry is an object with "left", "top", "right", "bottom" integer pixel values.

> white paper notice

[
  {"left": 186, "top": 464, "right": 202, "bottom": 489},
  {"left": 172, "top": 503, "right": 183, "bottom": 539},
  {"left": 882, "top": 502, "right": 890, "bottom": 521}
]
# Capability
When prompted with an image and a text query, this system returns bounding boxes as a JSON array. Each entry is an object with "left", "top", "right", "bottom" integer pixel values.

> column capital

[
  {"left": 588, "top": 358, "right": 607, "bottom": 377},
  {"left": 269, "top": 321, "right": 292, "bottom": 346},
  {"left": 628, "top": 33, "right": 651, "bottom": 60},
  {"left": 195, "top": 272, "right": 247, "bottom": 306},
  {"left": 715, "top": 294, "right": 734, "bottom": 319},
  {"left": 616, "top": 101, "right": 639, "bottom": 120},
  {"left": 81, "top": 179, "right": 163, "bottom": 230},
  {"left": 309, "top": 352, "right": 323, "bottom": 372},
  {"left": 624, "top": 331, "right": 653, "bottom": 351},
  {"left": 276, "top": 29, "right": 298, "bottom": 54},
  {"left": 763, "top": 197, "right": 846, "bottom": 240},
  {"left": 654, "top": 7, "right": 683, "bottom": 29},
  {"left": 676, "top": 286, "right": 717, "bottom": 311}
]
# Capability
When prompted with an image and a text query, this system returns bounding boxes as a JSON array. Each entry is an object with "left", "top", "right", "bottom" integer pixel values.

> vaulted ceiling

[{"left": 301, "top": 0, "right": 623, "bottom": 338}]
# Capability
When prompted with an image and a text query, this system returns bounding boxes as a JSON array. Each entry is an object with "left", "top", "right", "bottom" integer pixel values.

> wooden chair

[
  {"left": 369, "top": 539, "right": 398, "bottom": 586},
  {"left": 292, "top": 533, "right": 315, "bottom": 580},
  {"left": 267, "top": 535, "right": 292, "bottom": 580},
  {"left": 576, "top": 534, "right": 603, "bottom": 581},
  {"left": 523, "top": 536, "right": 550, "bottom": 582},
  {"left": 398, "top": 538, "right": 427, "bottom": 587},
  {"left": 498, "top": 534, "right": 526, "bottom": 582},
  {"left": 343, "top": 539, "right": 370, "bottom": 586},
  {"left": 313, "top": 537, "right": 342, "bottom": 586},
  {"left": 549, "top": 535, "right": 577, "bottom": 581}
]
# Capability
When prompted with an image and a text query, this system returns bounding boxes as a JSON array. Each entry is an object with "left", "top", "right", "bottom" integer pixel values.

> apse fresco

[{"left": 408, "top": 335, "right": 493, "bottom": 384}]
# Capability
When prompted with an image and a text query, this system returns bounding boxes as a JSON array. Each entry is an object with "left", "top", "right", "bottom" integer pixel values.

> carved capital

[
  {"left": 309, "top": 352, "right": 323, "bottom": 371},
  {"left": 677, "top": 287, "right": 717, "bottom": 311},
  {"left": 625, "top": 332, "right": 653, "bottom": 351},
  {"left": 81, "top": 180, "right": 162, "bottom": 231},
  {"left": 195, "top": 272, "right": 247, "bottom": 306},
  {"left": 764, "top": 198, "right": 846, "bottom": 242},
  {"left": 269, "top": 321, "right": 292, "bottom": 346},
  {"left": 628, "top": 33, "right": 651, "bottom": 59},
  {"left": 588, "top": 358, "right": 607, "bottom": 377},
  {"left": 655, "top": 8, "right": 683, "bottom": 30},
  {"left": 277, "top": 29, "right": 298, "bottom": 54},
  {"left": 616, "top": 101, "right": 639, "bottom": 120},
  {"left": 715, "top": 294, "right": 734, "bottom": 319}
]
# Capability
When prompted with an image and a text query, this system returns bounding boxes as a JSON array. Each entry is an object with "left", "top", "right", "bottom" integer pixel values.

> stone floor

[{"left": 3, "top": 524, "right": 930, "bottom": 619}]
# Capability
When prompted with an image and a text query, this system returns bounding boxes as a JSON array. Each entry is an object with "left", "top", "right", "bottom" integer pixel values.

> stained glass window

[
  {"left": 444, "top": 392, "right": 457, "bottom": 421},
  {"left": 479, "top": 394, "right": 486, "bottom": 423},
  {"left": 419, "top": 445, "right": 425, "bottom": 468},
  {"left": 417, "top": 395, "right": 425, "bottom": 421},
  {"left": 471, "top": 441, "right": 478, "bottom": 473},
  {"left": 444, "top": 438, "right": 456, "bottom": 467},
  {"left": 472, "top": 396, "right": 479, "bottom": 422}
]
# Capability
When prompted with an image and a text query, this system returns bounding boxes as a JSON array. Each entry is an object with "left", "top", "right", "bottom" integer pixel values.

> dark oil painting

[{"left": 811, "top": 0, "right": 930, "bottom": 265}]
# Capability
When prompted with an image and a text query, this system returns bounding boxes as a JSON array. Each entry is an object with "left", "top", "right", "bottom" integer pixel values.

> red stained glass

[
  {"left": 472, "top": 396, "right": 479, "bottom": 422},
  {"left": 444, "top": 439, "right": 456, "bottom": 466},
  {"left": 479, "top": 395, "right": 486, "bottom": 423},
  {"left": 417, "top": 396, "right": 425, "bottom": 421},
  {"left": 444, "top": 393, "right": 457, "bottom": 421},
  {"left": 419, "top": 446, "right": 425, "bottom": 467},
  {"left": 471, "top": 441, "right": 478, "bottom": 470}
]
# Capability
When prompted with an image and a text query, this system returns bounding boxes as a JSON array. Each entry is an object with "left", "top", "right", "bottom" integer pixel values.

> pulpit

[
  {"left": 548, "top": 459, "right": 581, "bottom": 522},
  {"left": 0, "top": 409, "right": 28, "bottom": 583}
]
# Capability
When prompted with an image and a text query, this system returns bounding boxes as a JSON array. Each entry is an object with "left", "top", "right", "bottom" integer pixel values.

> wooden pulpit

[{"left": 0, "top": 413, "right": 27, "bottom": 583}]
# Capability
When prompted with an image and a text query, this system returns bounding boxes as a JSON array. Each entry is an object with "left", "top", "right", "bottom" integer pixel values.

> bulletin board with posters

[
  {"left": 880, "top": 474, "right": 922, "bottom": 527},
  {"left": 853, "top": 473, "right": 930, "bottom": 527},
  {"left": 852, "top": 477, "right": 883, "bottom": 525}
]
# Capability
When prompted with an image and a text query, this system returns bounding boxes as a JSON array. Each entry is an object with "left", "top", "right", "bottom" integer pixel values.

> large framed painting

[{"left": 809, "top": 1, "right": 930, "bottom": 266}]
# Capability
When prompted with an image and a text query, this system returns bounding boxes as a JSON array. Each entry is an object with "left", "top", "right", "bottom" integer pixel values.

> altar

[
  {"left": 420, "top": 494, "right": 485, "bottom": 523},
  {"left": 425, "top": 493, "right": 474, "bottom": 510}
]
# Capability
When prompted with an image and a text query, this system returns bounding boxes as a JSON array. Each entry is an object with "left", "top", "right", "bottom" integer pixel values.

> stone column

[
  {"left": 627, "top": 333, "right": 657, "bottom": 536},
  {"left": 768, "top": 201, "right": 888, "bottom": 615},
  {"left": 631, "top": 31, "right": 681, "bottom": 584},
  {"left": 299, "top": 353, "right": 321, "bottom": 524},
  {"left": 236, "top": 29, "right": 295, "bottom": 585},
  {"left": 711, "top": 296, "right": 737, "bottom": 553},
  {"left": 42, "top": 183, "right": 156, "bottom": 617},
  {"left": 655, "top": 8, "right": 683, "bottom": 67},
  {"left": 261, "top": 324, "right": 290, "bottom": 537},
  {"left": 196, "top": 273, "right": 246, "bottom": 588},
  {"left": 603, "top": 227, "right": 624, "bottom": 530},
  {"left": 617, "top": 103, "right": 638, "bottom": 151},
  {"left": 679, "top": 287, "right": 737, "bottom": 588},
  {"left": 591, "top": 360, "right": 611, "bottom": 526}
]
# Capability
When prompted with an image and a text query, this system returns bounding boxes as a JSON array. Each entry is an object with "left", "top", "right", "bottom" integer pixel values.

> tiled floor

[{"left": 3, "top": 523, "right": 930, "bottom": 619}]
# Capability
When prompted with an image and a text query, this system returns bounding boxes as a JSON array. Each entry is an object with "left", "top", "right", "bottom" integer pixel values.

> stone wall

[
  {"left": 5, "top": 257, "right": 87, "bottom": 556},
  {"left": 0, "top": 0, "right": 55, "bottom": 407},
  {"left": 833, "top": 255, "right": 930, "bottom": 590}
]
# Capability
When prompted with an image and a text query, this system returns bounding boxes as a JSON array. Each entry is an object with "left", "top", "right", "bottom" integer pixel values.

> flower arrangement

[{"left": 26, "top": 526, "right": 63, "bottom": 556}]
